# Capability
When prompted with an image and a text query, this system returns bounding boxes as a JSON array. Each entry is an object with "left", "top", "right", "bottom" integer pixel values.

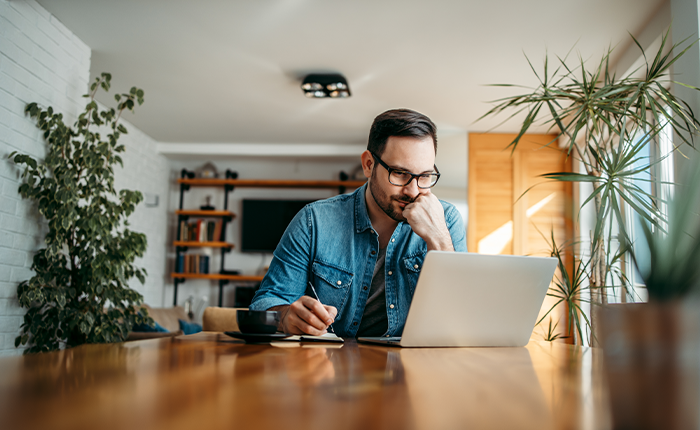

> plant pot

[{"left": 600, "top": 301, "right": 700, "bottom": 430}]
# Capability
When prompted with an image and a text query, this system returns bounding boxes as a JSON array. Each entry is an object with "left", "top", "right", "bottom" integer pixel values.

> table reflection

[{"left": 0, "top": 333, "right": 610, "bottom": 430}]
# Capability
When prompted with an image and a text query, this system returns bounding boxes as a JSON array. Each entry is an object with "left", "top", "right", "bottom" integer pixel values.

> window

[{"left": 624, "top": 110, "right": 675, "bottom": 301}]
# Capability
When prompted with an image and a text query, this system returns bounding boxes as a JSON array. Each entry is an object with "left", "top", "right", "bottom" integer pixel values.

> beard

[{"left": 369, "top": 169, "right": 415, "bottom": 222}]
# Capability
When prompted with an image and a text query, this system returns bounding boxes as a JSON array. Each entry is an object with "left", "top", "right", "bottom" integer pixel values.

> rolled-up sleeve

[
  {"left": 444, "top": 204, "right": 467, "bottom": 252},
  {"left": 249, "top": 206, "right": 312, "bottom": 311}
]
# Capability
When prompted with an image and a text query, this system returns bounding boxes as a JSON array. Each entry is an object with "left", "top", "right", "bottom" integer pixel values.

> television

[{"left": 241, "top": 199, "right": 316, "bottom": 253}]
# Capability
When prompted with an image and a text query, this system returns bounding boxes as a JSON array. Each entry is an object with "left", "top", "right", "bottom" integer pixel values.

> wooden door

[
  {"left": 468, "top": 133, "right": 572, "bottom": 257},
  {"left": 468, "top": 133, "right": 574, "bottom": 341}
]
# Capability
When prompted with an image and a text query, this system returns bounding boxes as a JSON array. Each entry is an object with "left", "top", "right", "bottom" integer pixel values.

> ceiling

[{"left": 37, "top": 0, "right": 666, "bottom": 145}]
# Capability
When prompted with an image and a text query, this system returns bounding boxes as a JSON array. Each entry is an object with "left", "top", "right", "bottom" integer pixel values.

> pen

[{"left": 308, "top": 281, "right": 336, "bottom": 334}]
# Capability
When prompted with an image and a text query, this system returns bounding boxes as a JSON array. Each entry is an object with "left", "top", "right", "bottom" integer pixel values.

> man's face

[{"left": 368, "top": 135, "right": 436, "bottom": 222}]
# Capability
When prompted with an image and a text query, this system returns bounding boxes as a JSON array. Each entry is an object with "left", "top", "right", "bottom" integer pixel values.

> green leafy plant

[
  {"left": 629, "top": 163, "right": 700, "bottom": 301},
  {"left": 542, "top": 317, "right": 565, "bottom": 342},
  {"left": 535, "top": 232, "right": 591, "bottom": 344},
  {"left": 480, "top": 30, "right": 700, "bottom": 344},
  {"left": 10, "top": 73, "right": 153, "bottom": 353}
]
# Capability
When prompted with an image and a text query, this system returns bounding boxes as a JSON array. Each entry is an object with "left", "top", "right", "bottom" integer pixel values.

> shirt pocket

[
  {"left": 403, "top": 254, "right": 426, "bottom": 295},
  {"left": 311, "top": 261, "right": 353, "bottom": 314}
]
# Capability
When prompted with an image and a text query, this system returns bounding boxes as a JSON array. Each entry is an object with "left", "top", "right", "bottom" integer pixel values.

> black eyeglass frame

[{"left": 370, "top": 152, "right": 441, "bottom": 189}]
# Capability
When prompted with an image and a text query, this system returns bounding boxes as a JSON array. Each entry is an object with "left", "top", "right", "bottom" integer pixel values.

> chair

[{"left": 202, "top": 307, "right": 248, "bottom": 332}]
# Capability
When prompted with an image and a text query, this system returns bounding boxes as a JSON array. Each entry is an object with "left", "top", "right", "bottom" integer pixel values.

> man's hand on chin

[{"left": 402, "top": 193, "right": 455, "bottom": 251}]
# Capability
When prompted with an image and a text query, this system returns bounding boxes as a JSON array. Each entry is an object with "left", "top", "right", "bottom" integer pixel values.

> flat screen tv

[{"left": 241, "top": 199, "right": 316, "bottom": 253}]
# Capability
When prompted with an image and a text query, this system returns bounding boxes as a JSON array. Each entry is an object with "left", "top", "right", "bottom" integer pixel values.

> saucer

[{"left": 224, "top": 331, "right": 292, "bottom": 343}]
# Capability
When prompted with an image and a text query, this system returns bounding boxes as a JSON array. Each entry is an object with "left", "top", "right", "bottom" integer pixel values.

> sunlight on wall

[
  {"left": 526, "top": 193, "right": 556, "bottom": 217},
  {"left": 477, "top": 192, "right": 558, "bottom": 254},
  {"left": 478, "top": 221, "right": 514, "bottom": 255}
]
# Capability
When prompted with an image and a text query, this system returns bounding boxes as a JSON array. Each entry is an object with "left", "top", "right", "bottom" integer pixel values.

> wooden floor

[{"left": 0, "top": 333, "right": 610, "bottom": 430}]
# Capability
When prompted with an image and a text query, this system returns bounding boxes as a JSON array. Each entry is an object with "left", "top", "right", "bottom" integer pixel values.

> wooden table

[{"left": 0, "top": 333, "right": 611, "bottom": 430}]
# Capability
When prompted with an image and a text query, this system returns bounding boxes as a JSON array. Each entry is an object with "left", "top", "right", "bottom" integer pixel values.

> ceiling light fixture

[{"left": 301, "top": 74, "right": 351, "bottom": 98}]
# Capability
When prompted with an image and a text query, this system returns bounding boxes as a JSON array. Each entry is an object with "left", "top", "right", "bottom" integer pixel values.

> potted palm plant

[{"left": 479, "top": 30, "right": 700, "bottom": 345}]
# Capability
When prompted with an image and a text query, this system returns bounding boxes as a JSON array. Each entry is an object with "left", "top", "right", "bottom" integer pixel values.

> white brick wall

[
  {"left": 0, "top": 0, "right": 91, "bottom": 356},
  {"left": 0, "top": 0, "right": 170, "bottom": 356},
  {"left": 111, "top": 114, "right": 170, "bottom": 307}
]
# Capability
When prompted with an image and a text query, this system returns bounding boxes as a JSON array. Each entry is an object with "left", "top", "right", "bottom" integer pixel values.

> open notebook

[{"left": 281, "top": 332, "right": 344, "bottom": 343}]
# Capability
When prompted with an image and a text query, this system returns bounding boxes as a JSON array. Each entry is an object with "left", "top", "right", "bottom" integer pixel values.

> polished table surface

[{"left": 0, "top": 332, "right": 611, "bottom": 430}]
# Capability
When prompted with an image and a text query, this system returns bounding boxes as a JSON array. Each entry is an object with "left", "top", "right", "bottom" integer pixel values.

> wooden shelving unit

[
  {"left": 175, "top": 209, "right": 235, "bottom": 218},
  {"left": 173, "top": 241, "right": 234, "bottom": 249},
  {"left": 173, "top": 168, "right": 365, "bottom": 307},
  {"left": 177, "top": 178, "right": 367, "bottom": 190},
  {"left": 170, "top": 273, "right": 264, "bottom": 282}
]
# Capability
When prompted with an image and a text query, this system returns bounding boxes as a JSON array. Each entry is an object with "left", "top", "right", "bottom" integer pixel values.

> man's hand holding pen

[{"left": 269, "top": 294, "right": 338, "bottom": 336}]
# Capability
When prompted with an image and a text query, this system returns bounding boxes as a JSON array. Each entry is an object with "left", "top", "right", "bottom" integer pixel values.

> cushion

[
  {"left": 179, "top": 319, "right": 203, "bottom": 335},
  {"left": 132, "top": 320, "right": 169, "bottom": 333},
  {"left": 140, "top": 304, "right": 190, "bottom": 332}
]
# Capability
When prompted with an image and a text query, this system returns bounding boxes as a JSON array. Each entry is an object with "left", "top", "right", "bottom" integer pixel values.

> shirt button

[
  {"left": 371, "top": 250, "right": 376, "bottom": 255},
  {"left": 388, "top": 271, "right": 393, "bottom": 276},
  {"left": 337, "top": 280, "right": 342, "bottom": 285},
  {"left": 389, "top": 304, "right": 395, "bottom": 309},
  {"left": 363, "top": 286, "right": 368, "bottom": 291},
  {"left": 353, "top": 322, "right": 358, "bottom": 326},
  {"left": 414, "top": 264, "right": 419, "bottom": 269},
  {"left": 391, "top": 238, "right": 395, "bottom": 242}
]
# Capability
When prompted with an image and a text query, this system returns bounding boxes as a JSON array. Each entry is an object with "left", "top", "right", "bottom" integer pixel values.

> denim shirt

[{"left": 249, "top": 184, "right": 467, "bottom": 337}]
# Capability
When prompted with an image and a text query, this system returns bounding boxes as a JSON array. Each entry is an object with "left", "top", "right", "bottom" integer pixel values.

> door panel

[
  {"left": 468, "top": 133, "right": 574, "bottom": 342},
  {"left": 468, "top": 133, "right": 572, "bottom": 257}
]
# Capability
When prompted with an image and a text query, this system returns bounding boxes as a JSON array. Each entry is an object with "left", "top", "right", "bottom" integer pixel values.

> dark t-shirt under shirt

[{"left": 357, "top": 247, "right": 388, "bottom": 337}]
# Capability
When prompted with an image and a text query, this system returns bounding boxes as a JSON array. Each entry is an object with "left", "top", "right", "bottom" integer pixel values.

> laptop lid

[{"left": 398, "top": 251, "right": 556, "bottom": 347}]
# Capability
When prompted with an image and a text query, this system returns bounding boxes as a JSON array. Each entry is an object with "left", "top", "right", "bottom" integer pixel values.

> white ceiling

[{"left": 37, "top": 0, "right": 666, "bottom": 145}]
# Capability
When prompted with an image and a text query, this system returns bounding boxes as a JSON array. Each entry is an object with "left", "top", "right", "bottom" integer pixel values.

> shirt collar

[{"left": 354, "top": 183, "right": 373, "bottom": 233}]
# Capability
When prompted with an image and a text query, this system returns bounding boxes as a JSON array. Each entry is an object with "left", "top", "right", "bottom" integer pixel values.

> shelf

[
  {"left": 177, "top": 178, "right": 367, "bottom": 189},
  {"left": 173, "top": 241, "right": 234, "bottom": 248},
  {"left": 171, "top": 273, "right": 264, "bottom": 282},
  {"left": 176, "top": 210, "right": 235, "bottom": 218},
  {"left": 173, "top": 170, "right": 361, "bottom": 307}
]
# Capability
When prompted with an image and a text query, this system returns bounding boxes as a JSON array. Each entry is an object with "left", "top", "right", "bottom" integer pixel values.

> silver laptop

[{"left": 358, "top": 251, "right": 557, "bottom": 347}]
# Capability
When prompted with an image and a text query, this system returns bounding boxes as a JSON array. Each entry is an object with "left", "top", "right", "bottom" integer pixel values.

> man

[{"left": 249, "top": 108, "right": 467, "bottom": 337}]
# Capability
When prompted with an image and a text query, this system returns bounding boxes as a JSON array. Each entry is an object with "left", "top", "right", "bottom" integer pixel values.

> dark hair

[{"left": 367, "top": 108, "right": 437, "bottom": 156}]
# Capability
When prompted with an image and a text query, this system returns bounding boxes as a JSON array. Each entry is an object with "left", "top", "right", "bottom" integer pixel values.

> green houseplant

[
  {"left": 600, "top": 162, "right": 700, "bottom": 429},
  {"left": 480, "top": 30, "right": 700, "bottom": 344},
  {"left": 11, "top": 73, "right": 153, "bottom": 353}
]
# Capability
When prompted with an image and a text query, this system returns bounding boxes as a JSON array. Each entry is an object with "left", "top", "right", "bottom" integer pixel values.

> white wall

[
  {"left": 671, "top": 0, "right": 700, "bottom": 178},
  {"left": 111, "top": 114, "right": 171, "bottom": 307},
  {"left": 433, "top": 132, "right": 468, "bottom": 227},
  {"left": 0, "top": 0, "right": 170, "bottom": 355},
  {"left": 0, "top": 0, "right": 90, "bottom": 355}
]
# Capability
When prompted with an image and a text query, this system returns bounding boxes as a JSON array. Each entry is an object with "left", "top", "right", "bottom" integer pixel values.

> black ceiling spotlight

[{"left": 301, "top": 73, "right": 351, "bottom": 98}]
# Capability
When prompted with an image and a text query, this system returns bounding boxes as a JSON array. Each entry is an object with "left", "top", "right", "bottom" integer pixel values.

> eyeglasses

[{"left": 371, "top": 152, "right": 440, "bottom": 189}]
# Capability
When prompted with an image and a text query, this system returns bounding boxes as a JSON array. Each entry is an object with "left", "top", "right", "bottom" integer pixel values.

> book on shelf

[
  {"left": 179, "top": 220, "right": 223, "bottom": 242},
  {"left": 207, "top": 222, "right": 214, "bottom": 242},
  {"left": 174, "top": 254, "right": 211, "bottom": 275},
  {"left": 198, "top": 220, "right": 206, "bottom": 242},
  {"left": 199, "top": 255, "right": 209, "bottom": 274},
  {"left": 176, "top": 254, "right": 184, "bottom": 273}
]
